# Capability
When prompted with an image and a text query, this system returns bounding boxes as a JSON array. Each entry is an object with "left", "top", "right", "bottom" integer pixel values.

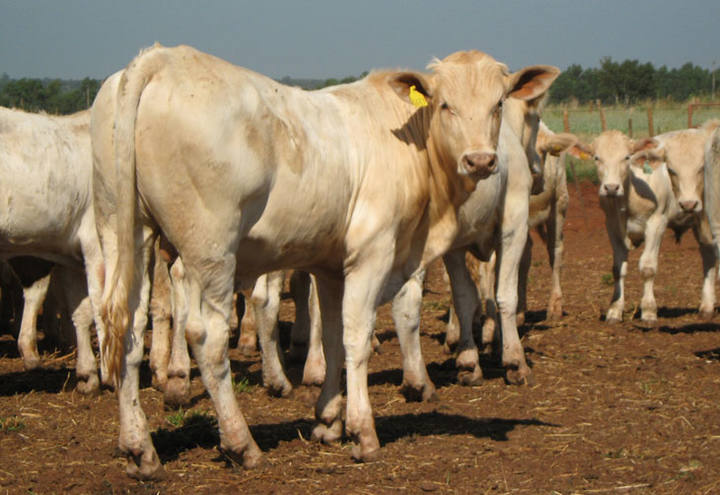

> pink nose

[
  {"left": 462, "top": 152, "right": 497, "bottom": 178},
  {"left": 603, "top": 183, "right": 620, "bottom": 196},
  {"left": 679, "top": 200, "right": 699, "bottom": 212}
]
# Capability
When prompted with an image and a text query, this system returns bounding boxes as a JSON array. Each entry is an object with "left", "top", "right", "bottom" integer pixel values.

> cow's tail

[{"left": 101, "top": 44, "right": 164, "bottom": 387}]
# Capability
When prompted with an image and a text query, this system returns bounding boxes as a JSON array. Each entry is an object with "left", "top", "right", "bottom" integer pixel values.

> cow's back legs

[
  {"left": 254, "top": 271, "right": 292, "bottom": 397},
  {"left": 149, "top": 243, "right": 172, "bottom": 392},
  {"left": 694, "top": 221, "right": 718, "bottom": 319},
  {"left": 392, "top": 269, "right": 436, "bottom": 401},
  {"left": 443, "top": 249, "right": 483, "bottom": 385},
  {"left": 301, "top": 274, "right": 325, "bottom": 386},
  {"left": 164, "top": 258, "right": 192, "bottom": 408}
]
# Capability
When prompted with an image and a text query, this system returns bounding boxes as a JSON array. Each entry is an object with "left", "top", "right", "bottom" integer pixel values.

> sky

[{"left": 1, "top": 0, "right": 719, "bottom": 81}]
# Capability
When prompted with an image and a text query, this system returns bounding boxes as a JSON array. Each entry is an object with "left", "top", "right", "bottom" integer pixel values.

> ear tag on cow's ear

[
  {"left": 409, "top": 85, "right": 428, "bottom": 108},
  {"left": 643, "top": 160, "right": 652, "bottom": 175}
]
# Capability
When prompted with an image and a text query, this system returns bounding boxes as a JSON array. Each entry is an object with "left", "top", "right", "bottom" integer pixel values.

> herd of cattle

[{"left": 1, "top": 43, "right": 719, "bottom": 479}]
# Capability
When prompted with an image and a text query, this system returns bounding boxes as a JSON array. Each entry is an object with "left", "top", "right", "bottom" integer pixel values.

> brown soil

[{"left": 1, "top": 181, "right": 719, "bottom": 494}]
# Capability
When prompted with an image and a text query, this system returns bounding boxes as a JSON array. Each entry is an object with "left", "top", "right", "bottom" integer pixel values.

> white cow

[
  {"left": 0, "top": 107, "right": 105, "bottom": 393},
  {"left": 587, "top": 121, "right": 718, "bottom": 324},
  {"left": 705, "top": 127, "right": 720, "bottom": 271},
  {"left": 91, "top": 43, "right": 558, "bottom": 478}
]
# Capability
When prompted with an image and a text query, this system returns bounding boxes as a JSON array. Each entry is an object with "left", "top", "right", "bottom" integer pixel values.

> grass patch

[
  {"left": 0, "top": 416, "right": 25, "bottom": 432},
  {"left": 601, "top": 273, "right": 614, "bottom": 286},
  {"left": 232, "top": 375, "right": 251, "bottom": 394},
  {"left": 165, "top": 408, "right": 216, "bottom": 428}
]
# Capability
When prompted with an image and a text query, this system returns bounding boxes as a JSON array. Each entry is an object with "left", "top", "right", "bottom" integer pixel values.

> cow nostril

[
  {"left": 463, "top": 152, "right": 497, "bottom": 175},
  {"left": 680, "top": 200, "right": 699, "bottom": 211},
  {"left": 604, "top": 184, "right": 619, "bottom": 195}
]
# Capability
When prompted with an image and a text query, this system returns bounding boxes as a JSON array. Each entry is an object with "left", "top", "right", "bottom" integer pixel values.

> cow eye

[
  {"left": 593, "top": 155, "right": 600, "bottom": 161},
  {"left": 440, "top": 102, "right": 450, "bottom": 110},
  {"left": 624, "top": 155, "right": 631, "bottom": 161},
  {"left": 667, "top": 168, "right": 677, "bottom": 176}
]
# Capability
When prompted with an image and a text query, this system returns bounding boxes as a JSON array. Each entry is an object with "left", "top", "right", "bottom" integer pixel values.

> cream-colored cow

[
  {"left": 91, "top": 43, "right": 558, "bottom": 478},
  {"left": 0, "top": 107, "right": 106, "bottom": 393},
  {"left": 588, "top": 121, "right": 719, "bottom": 324},
  {"left": 705, "top": 127, "right": 720, "bottom": 273}
]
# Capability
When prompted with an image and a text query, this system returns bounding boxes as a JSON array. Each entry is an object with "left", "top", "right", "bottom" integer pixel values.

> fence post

[
  {"left": 597, "top": 99, "right": 606, "bottom": 131},
  {"left": 628, "top": 117, "right": 633, "bottom": 138},
  {"left": 688, "top": 103, "right": 694, "bottom": 128},
  {"left": 563, "top": 108, "right": 570, "bottom": 132},
  {"left": 647, "top": 107, "right": 654, "bottom": 136}
]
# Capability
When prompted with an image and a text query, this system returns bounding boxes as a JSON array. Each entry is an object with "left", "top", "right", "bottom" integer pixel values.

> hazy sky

[{"left": 2, "top": 1, "right": 719, "bottom": 80}]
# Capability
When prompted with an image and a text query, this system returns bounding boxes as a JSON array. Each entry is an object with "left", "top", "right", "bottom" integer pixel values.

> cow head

[
  {"left": 643, "top": 120, "right": 720, "bottom": 214},
  {"left": 388, "top": 51, "right": 559, "bottom": 190},
  {"left": 587, "top": 131, "right": 656, "bottom": 198}
]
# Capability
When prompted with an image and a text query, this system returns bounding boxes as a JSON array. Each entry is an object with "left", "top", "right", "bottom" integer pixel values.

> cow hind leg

[
  {"left": 164, "top": 258, "right": 192, "bottom": 408},
  {"left": 17, "top": 272, "right": 52, "bottom": 371},
  {"left": 638, "top": 215, "right": 666, "bottom": 324},
  {"left": 311, "top": 276, "right": 344, "bottom": 445},
  {"left": 301, "top": 275, "right": 326, "bottom": 386},
  {"left": 182, "top": 256, "right": 262, "bottom": 469}
]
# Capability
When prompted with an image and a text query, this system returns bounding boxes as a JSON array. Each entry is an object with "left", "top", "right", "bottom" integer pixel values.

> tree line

[
  {"left": 1, "top": 57, "right": 717, "bottom": 115},
  {"left": 549, "top": 57, "right": 716, "bottom": 105}
]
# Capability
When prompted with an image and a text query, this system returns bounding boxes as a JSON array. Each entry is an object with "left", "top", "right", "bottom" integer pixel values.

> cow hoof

[
  {"left": 125, "top": 448, "right": 164, "bottom": 480},
  {"left": 700, "top": 309, "right": 715, "bottom": 321},
  {"left": 151, "top": 373, "right": 168, "bottom": 393},
  {"left": 164, "top": 377, "right": 191, "bottom": 409},
  {"left": 76, "top": 373, "right": 100, "bottom": 395},
  {"left": 219, "top": 442, "right": 264, "bottom": 469},
  {"left": 350, "top": 433, "right": 381, "bottom": 463},
  {"left": 640, "top": 315, "right": 658, "bottom": 326},
  {"left": 371, "top": 334, "right": 382, "bottom": 353},
  {"left": 605, "top": 316, "right": 622, "bottom": 325},
  {"left": 266, "top": 379, "right": 293, "bottom": 398},
  {"left": 400, "top": 381, "right": 437, "bottom": 402},
  {"left": 22, "top": 355, "right": 41, "bottom": 371},
  {"left": 457, "top": 366, "right": 484, "bottom": 386},
  {"left": 301, "top": 369, "right": 325, "bottom": 387},
  {"left": 238, "top": 343, "right": 257, "bottom": 357},
  {"left": 505, "top": 367, "right": 534, "bottom": 386},
  {"left": 311, "top": 419, "right": 343, "bottom": 444},
  {"left": 442, "top": 340, "right": 457, "bottom": 355},
  {"left": 516, "top": 312, "right": 526, "bottom": 326}
]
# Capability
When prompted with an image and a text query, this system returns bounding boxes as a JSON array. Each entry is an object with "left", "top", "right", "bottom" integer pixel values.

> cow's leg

[
  {"left": 302, "top": 274, "right": 325, "bottom": 386},
  {"left": 444, "top": 304, "right": 460, "bottom": 354},
  {"left": 443, "top": 248, "right": 483, "bottom": 385},
  {"left": 478, "top": 254, "right": 497, "bottom": 349},
  {"left": 604, "top": 207, "right": 628, "bottom": 324},
  {"left": 237, "top": 289, "right": 258, "bottom": 356},
  {"left": 311, "top": 276, "right": 344, "bottom": 444},
  {"left": 149, "top": 245, "right": 172, "bottom": 392},
  {"left": 56, "top": 267, "right": 99, "bottom": 394},
  {"left": 545, "top": 179, "right": 568, "bottom": 321},
  {"left": 637, "top": 214, "right": 667, "bottom": 323},
  {"left": 392, "top": 268, "right": 436, "bottom": 401},
  {"left": 117, "top": 237, "right": 161, "bottom": 479},
  {"left": 17, "top": 273, "right": 52, "bottom": 371},
  {"left": 694, "top": 221, "right": 718, "bottom": 319},
  {"left": 255, "top": 271, "right": 292, "bottom": 397},
  {"left": 164, "top": 258, "right": 192, "bottom": 408},
  {"left": 289, "top": 270, "right": 311, "bottom": 362},
  {"left": 342, "top": 252, "right": 393, "bottom": 463},
  {"left": 182, "top": 255, "right": 262, "bottom": 468},
  {"left": 515, "top": 235, "right": 532, "bottom": 327},
  {"left": 496, "top": 195, "right": 531, "bottom": 385}
]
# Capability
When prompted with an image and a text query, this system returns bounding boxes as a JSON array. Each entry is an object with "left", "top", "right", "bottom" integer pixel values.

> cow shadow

[
  {"left": 152, "top": 411, "right": 556, "bottom": 464},
  {"left": 695, "top": 348, "right": 720, "bottom": 361}
]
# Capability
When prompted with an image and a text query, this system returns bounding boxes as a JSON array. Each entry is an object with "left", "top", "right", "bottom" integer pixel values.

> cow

[
  {"left": 0, "top": 107, "right": 106, "bottom": 393},
  {"left": 706, "top": 127, "right": 720, "bottom": 272},
  {"left": 91, "top": 43, "right": 559, "bottom": 478},
  {"left": 586, "top": 122, "right": 718, "bottom": 324},
  {"left": 448, "top": 122, "right": 578, "bottom": 353}
]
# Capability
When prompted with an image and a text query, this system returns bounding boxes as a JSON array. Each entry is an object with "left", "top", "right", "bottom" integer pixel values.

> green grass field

[{"left": 542, "top": 101, "right": 720, "bottom": 183}]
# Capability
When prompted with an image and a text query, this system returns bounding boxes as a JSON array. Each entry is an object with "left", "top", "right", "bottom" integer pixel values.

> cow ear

[
  {"left": 539, "top": 132, "right": 578, "bottom": 157},
  {"left": 507, "top": 65, "right": 561, "bottom": 101},
  {"left": 630, "top": 148, "right": 665, "bottom": 170},
  {"left": 388, "top": 72, "right": 433, "bottom": 107},
  {"left": 631, "top": 137, "right": 658, "bottom": 154},
  {"left": 567, "top": 141, "right": 592, "bottom": 160}
]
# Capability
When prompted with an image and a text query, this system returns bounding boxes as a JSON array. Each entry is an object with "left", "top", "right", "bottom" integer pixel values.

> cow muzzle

[
  {"left": 601, "top": 183, "right": 622, "bottom": 197},
  {"left": 679, "top": 199, "right": 701, "bottom": 213},
  {"left": 461, "top": 152, "right": 497, "bottom": 179}
]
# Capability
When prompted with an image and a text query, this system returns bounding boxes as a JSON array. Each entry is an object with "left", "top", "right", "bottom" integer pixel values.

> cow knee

[{"left": 640, "top": 266, "right": 656, "bottom": 279}]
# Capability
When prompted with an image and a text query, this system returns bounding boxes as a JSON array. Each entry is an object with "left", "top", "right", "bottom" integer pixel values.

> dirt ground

[{"left": 0, "top": 181, "right": 719, "bottom": 495}]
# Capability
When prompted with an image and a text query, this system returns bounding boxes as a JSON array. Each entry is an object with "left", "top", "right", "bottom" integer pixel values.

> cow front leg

[
  {"left": 604, "top": 213, "right": 629, "bottom": 324},
  {"left": 695, "top": 219, "right": 718, "bottom": 319},
  {"left": 149, "top": 246, "right": 172, "bottom": 392},
  {"left": 342, "top": 255, "right": 392, "bottom": 463},
  {"left": 515, "top": 235, "right": 532, "bottom": 327},
  {"left": 443, "top": 249, "right": 483, "bottom": 385},
  {"left": 392, "top": 269, "right": 436, "bottom": 401},
  {"left": 638, "top": 214, "right": 667, "bottom": 323}
]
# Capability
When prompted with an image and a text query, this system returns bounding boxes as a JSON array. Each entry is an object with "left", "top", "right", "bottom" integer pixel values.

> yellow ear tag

[{"left": 409, "top": 85, "right": 428, "bottom": 108}]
